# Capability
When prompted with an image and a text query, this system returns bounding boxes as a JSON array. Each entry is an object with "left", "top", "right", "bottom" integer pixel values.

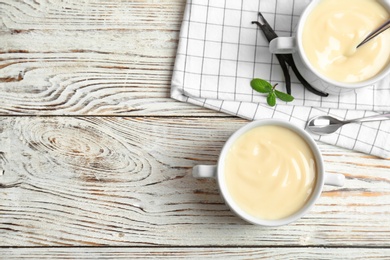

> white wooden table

[{"left": 1, "top": 0, "right": 390, "bottom": 259}]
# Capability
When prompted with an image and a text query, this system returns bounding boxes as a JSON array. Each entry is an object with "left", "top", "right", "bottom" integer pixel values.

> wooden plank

[
  {"left": 0, "top": 117, "right": 389, "bottom": 247},
  {"left": 1, "top": 0, "right": 185, "bottom": 30},
  {"left": 1, "top": 247, "right": 390, "bottom": 259},
  {"left": 0, "top": 0, "right": 223, "bottom": 116}
]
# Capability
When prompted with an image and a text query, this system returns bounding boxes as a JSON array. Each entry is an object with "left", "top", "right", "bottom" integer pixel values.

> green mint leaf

[
  {"left": 267, "top": 91, "right": 276, "bottom": 107},
  {"left": 250, "top": 78, "right": 273, "bottom": 93},
  {"left": 275, "top": 90, "right": 294, "bottom": 102}
]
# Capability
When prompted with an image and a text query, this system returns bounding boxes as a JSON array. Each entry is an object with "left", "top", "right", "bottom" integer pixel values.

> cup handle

[
  {"left": 324, "top": 173, "right": 345, "bottom": 187},
  {"left": 269, "top": 37, "right": 297, "bottom": 54},
  {"left": 192, "top": 165, "right": 217, "bottom": 178}
]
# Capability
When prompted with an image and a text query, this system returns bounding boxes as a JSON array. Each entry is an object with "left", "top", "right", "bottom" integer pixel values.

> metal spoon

[
  {"left": 357, "top": 18, "right": 390, "bottom": 48},
  {"left": 306, "top": 113, "right": 390, "bottom": 135}
]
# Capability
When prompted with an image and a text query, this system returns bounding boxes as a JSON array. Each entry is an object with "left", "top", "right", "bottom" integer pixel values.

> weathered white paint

[
  {"left": 0, "top": 0, "right": 218, "bottom": 116},
  {"left": 0, "top": 117, "right": 389, "bottom": 247},
  {"left": 0, "top": 0, "right": 390, "bottom": 257},
  {"left": 2, "top": 247, "right": 390, "bottom": 259}
]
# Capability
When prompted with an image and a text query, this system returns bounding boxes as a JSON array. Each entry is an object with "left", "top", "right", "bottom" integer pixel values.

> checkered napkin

[{"left": 170, "top": 0, "right": 390, "bottom": 158}]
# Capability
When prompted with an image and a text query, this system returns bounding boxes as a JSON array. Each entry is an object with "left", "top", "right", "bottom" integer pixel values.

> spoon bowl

[{"left": 306, "top": 113, "right": 390, "bottom": 135}]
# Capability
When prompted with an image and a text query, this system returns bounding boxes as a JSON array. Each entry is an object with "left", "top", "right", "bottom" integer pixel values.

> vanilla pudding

[
  {"left": 302, "top": 0, "right": 390, "bottom": 83},
  {"left": 224, "top": 125, "right": 317, "bottom": 220}
]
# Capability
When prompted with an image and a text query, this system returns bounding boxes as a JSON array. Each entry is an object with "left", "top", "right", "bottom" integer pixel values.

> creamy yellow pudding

[
  {"left": 224, "top": 125, "right": 317, "bottom": 220},
  {"left": 302, "top": 0, "right": 390, "bottom": 83}
]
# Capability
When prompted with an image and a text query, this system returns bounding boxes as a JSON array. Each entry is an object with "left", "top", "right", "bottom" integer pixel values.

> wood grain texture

[
  {"left": 0, "top": 0, "right": 222, "bottom": 116},
  {"left": 2, "top": 247, "right": 390, "bottom": 259},
  {"left": 0, "top": 117, "right": 389, "bottom": 247},
  {"left": 1, "top": 0, "right": 390, "bottom": 257}
]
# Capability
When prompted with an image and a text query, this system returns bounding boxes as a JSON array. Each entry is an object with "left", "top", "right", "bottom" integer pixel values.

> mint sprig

[{"left": 250, "top": 78, "right": 294, "bottom": 107}]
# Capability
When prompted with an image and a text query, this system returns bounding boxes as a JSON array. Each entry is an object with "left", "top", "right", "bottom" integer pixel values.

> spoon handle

[
  {"left": 357, "top": 19, "right": 390, "bottom": 48},
  {"left": 347, "top": 113, "right": 390, "bottom": 124}
]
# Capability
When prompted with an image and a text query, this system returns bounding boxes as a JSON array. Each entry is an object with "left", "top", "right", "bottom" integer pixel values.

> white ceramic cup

[
  {"left": 269, "top": 0, "right": 390, "bottom": 95},
  {"left": 193, "top": 119, "right": 345, "bottom": 226}
]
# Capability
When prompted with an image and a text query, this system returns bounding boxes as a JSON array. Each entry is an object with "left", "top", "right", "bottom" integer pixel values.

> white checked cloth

[{"left": 171, "top": 0, "right": 390, "bottom": 158}]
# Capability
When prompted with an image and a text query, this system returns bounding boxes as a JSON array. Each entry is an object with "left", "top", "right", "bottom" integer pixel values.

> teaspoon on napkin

[{"left": 306, "top": 113, "right": 390, "bottom": 135}]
